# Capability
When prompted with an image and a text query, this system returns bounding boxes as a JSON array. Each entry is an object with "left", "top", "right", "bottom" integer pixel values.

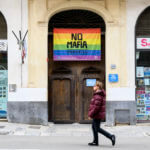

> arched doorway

[
  {"left": 0, "top": 12, "right": 8, "bottom": 118},
  {"left": 135, "top": 7, "right": 150, "bottom": 122},
  {"left": 48, "top": 10, "right": 106, "bottom": 123}
]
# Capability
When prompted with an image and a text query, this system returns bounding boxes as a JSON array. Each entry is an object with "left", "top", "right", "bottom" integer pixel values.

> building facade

[
  {"left": 1, "top": 0, "right": 150, "bottom": 125},
  {"left": 0, "top": 0, "right": 28, "bottom": 119}
]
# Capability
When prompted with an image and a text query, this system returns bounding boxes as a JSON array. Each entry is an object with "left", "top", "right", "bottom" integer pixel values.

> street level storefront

[
  {"left": 0, "top": 0, "right": 28, "bottom": 123},
  {"left": 20, "top": 0, "right": 132, "bottom": 126},
  {"left": 5, "top": 0, "right": 150, "bottom": 126},
  {"left": 136, "top": 7, "right": 150, "bottom": 122},
  {"left": 0, "top": 12, "right": 8, "bottom": 118}
]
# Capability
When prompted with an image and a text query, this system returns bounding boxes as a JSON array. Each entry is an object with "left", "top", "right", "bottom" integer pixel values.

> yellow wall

[{"left": 28, "top": 0, "right": 127, "bottom": 91}]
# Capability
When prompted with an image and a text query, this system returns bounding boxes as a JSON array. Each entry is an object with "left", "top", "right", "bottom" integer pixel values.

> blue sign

[
  {"left": 109, "top": 74, "right": 118, "bottom": 82},
  {"left": 86, "top": 79, "right": 96, "bottom": 86}
]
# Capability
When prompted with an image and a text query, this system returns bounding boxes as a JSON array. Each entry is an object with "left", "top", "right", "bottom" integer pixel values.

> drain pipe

[{"left": 20, "top": 0, "right": 23, "bottom": 87}]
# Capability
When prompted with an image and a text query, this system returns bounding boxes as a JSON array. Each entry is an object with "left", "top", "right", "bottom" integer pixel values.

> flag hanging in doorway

[{"left": 53, "top": 28, "right": 101, "bottom": 61}]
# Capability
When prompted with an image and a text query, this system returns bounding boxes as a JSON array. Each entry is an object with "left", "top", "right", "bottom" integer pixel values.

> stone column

[
  {"left": 28, "top": 0, "right": 48, "bottom": 88},
  {"left": 106, "top": 23, "right": 121, "bottom": 89},
  {"left": 105, "top": 0, "right": 127, "bottom": 87}
]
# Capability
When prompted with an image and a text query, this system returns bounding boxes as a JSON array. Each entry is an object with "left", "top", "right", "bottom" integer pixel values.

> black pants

[{"left": 92, "top": 119, "right": 112, "bottom": 144}]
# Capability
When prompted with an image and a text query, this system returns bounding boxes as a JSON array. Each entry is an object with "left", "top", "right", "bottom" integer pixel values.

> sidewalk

[{"left": 0, "top": 121, "right": 150, "bottom": 137}]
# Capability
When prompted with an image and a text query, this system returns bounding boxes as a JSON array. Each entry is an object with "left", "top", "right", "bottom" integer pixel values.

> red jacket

[{"left": 88, "top": 89, "right": 106, "bottom": 120}]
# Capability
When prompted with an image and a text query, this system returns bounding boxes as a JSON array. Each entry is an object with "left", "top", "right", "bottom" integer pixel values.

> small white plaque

[{"left": 0, "top": 40, "right": 7, "bottom": 51}]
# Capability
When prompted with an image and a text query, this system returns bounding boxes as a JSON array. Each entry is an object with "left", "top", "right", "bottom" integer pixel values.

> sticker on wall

[{"left": 108, "top": 74, "right": 118, "bottom": 82}]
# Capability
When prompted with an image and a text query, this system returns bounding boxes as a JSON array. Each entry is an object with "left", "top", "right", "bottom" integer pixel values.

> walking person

[{"left": 88, "top": 81, "right": 116, "bottom": 146}]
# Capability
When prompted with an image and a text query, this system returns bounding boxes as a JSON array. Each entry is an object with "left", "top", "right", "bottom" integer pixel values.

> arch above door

[
  {"left": 44, "top": 1, "right": 114, "bottom": 24},
  {"left": 0, "top": 11, "right": 7, "bottom": 39}
]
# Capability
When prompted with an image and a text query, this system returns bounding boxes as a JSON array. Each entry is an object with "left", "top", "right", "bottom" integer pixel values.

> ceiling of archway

[
  {"left": 136, "top": 7, "right": 150, "bottom": 36},
  {"left": 0, "top": 12, "right": 7, "bottom": 39},
  {"left": 49, "top": 10, "right": 105, "bottom": 32}
]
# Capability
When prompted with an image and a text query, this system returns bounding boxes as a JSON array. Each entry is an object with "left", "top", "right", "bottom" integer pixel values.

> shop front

[
  {"left": 5, "top": 0, "right": 135, "bottom": 126},
  {"left": 4, "top": 0, "right": 150, "bottom": 126},
  {"left": 0, "top": 12, "right": 8, "bottom": 118},
  {"left": 136, "top": 7, "right": 150, "bottom": 122}
]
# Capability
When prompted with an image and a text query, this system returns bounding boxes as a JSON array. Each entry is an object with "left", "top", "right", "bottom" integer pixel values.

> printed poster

[
  {"left": 144, "top": 79, "right": 150, "bottom": 85},
  {"left": 136, "top": 94, "right": 145, "bottom": 100},
  {"left": 144, "top": 67, "right": 150, "bottom": 77},
  {"left": 136, "top": 107, "right": 146, "bottom": 115},
  {"left": 136, "top": 67, "right": 144, "bottom": 77},
  {"left": 136, "top": 90, "right": 145, "bottom": 94},
  {"left": 146, "top": 106, "right": 150, "bottom": 111},
  {"left": 144, "top": 100, "right": 150, "bottom": 105},
  {"left": 145, "top": 93, "right": 150, "bottom": 100}
]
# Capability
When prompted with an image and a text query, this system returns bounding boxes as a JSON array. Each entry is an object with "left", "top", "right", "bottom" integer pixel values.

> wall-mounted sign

[
  {"left": 53, "top": 28, "right": 101, "bottom": 61},
  {"left": 0, "top": 40, "right": 7, "bottom": 51},
  {"left": 111, "top": 64, "right": 116, "bottom": 69},
  {"left": 109, "top": 74, "right": 118, "bottom": 82},
  {"left": 137, "top": 38, "right": 150, "bottom": 49},
  {"left": 86, "top": 79, "right": 96, "bottom": 87},
  {"left": 9, "top": 84, "right": 17, "bottom": 92}
]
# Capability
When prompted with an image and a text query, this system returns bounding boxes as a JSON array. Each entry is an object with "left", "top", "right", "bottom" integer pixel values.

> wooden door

[
  {"left": 82, "top": 79, "right": 93, "bottom": 122},
  {"left": 49, "top": 74, "right": 75, "bottom": 123},
  {"left": 79, "top": 69, "right": 103, "bottom": 123},
  {"left": 52, "top": 79, "right": 70, "bottom": 121}
]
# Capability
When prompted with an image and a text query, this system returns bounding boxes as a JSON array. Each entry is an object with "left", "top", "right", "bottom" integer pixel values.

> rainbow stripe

[{"left": 53, "top": 28, "right": 101, "bottom": 61}]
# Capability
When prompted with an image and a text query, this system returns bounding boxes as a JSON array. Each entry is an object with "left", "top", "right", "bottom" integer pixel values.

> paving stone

[
  {"left": 0, "top": 130, "right": 11, "bottom": 135},
  {"left": 28, "top": 126, "right": 41, "bottom": 129},
  {"left": 0, "top": 125, "right": 5, "bottom": 129},
  {"left": 25, "top": 130, "right": 41, "bottom": 136}
]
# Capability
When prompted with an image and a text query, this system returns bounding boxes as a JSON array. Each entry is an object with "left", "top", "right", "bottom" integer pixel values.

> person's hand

[{"left": 88, "top": 117, "right": 91, "bottom": 120}]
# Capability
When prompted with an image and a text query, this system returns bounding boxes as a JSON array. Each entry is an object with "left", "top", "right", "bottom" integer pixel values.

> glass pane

[
  {"left": 0, "top": 12, "right": 7, "bottom": 39},
  {"left": 136, "top": 51, "right": 150, "bottom": 121}
]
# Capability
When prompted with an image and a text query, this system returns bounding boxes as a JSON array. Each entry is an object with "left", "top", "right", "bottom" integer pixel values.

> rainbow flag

[{"left": 53, "top": 28, "right": 101, "bottom": 61}]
